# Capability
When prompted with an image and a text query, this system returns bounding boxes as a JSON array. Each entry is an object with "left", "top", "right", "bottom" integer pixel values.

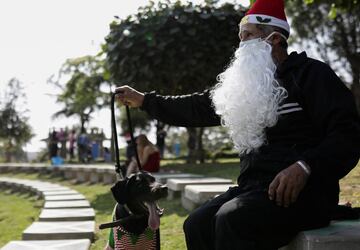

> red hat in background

[{"left": 240, "top": 0, "right": 290, "bottom": 34}]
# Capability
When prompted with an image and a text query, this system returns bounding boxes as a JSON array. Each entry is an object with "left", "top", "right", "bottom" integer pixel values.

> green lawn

[
  {"left": 0, "top": 190, "right": 42, "bottom": 247},
  {"left": 0, "top": 159, "right": 359, "bottom": 249}
]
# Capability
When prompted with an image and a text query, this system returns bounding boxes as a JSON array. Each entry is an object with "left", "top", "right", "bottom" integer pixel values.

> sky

[{"left": 0, "top": 0, "right": 250, "bottom": 152}]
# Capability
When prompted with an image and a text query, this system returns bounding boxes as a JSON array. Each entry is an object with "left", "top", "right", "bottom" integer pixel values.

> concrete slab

[
  {"left": 34, "top": 187, "right": 72, "bottom": 196},
  {"left": 64, "top": 170, "right": 76, "bottom": 180},
  {"left": 181, "top": 195, "right": 200, "bottom": 211},
  {"left": 35, "top": 187, "right": 72, "bottom": 192},
  {"left": 44, "top": 200, "right": 90, "bottom": 209},
  {"left": 279, "top": 219, "right": 360, "bottom": 250},
  {"left": 167, "top": 177, "right": 234, "bottom": 199},
  {"left": 152, "top": 173, "right": 204, "bottom": 184},
  {"left": 184, "top": 184, "right": 235, "bottom": 204},
  {"left": 42, "top": 190, "right": 79, "bottom": 196},
  {"left": 89, "top": 171, "right": 102, "bottom": 184},
  {"left": 75, "top": 170, "right": 90, "bottom": 183},
  {"left": 1, "top": 239, "right": 91, "bottom": 250},
  {"left": 44, "top": 194, "right": 86, "bottom": 201},
  {"left": 22, "top": 221, "right": 95, "bottom": 241},
  {"left": 103, "top": 171, "right": 117, "bottom": 184},
  {"left": 39, "top": 208, "right": 95, "bottom": 221}
]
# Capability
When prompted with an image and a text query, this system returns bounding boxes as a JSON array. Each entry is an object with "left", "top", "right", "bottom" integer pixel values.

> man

[{"left": 115, "top": 0, "right": 360, "bottom": 249}]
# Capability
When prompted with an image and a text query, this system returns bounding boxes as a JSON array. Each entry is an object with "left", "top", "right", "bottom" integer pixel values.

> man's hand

[
  {"left": 115, "top": 85, "right": 144, "bottom": 108},
  {"left": 268, "top": 163, "right": 309, "bottom": 208}
]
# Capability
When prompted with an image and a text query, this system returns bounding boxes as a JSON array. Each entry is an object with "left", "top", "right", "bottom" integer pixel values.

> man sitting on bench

[{"left": 114, "top": 0, "right": 360, "bottom": 249}]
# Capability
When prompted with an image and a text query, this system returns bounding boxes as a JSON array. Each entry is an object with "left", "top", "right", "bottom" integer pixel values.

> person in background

[
  {"left": 48, "top": 130, "right": 58, "bottom": 160},
  {"left": 68, "top": 129, "right": 76, "bottom": 160},
  {"left": 77, "top": 129, "right": 89, "bottom": 163},
  {"left": 126, "top": 134, "right": 160, "bottom": 176}
]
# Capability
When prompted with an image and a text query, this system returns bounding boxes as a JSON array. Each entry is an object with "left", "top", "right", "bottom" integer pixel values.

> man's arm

[
  {"left": 268, "top": 61, "right": 360, "bottom": 207},
  {"left": 298, "top": 62, "right": 360, "bottom": 180},
  {"left": 115, "top": 85, "right": 221, "bottom": 127}
]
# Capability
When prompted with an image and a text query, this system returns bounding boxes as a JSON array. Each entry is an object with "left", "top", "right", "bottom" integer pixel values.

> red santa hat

[{"left": 241, "top": 0, "right": 290, "bottom": 35}]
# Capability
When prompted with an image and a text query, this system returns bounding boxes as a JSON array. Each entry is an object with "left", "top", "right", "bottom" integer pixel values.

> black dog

[{"left": 100, "top": 171, "right": 168, "bottom": 249}]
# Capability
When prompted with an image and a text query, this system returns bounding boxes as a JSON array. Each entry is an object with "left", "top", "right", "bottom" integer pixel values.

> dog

[{"left": 100, "top": 171, "right": 168, "bottom": 250}]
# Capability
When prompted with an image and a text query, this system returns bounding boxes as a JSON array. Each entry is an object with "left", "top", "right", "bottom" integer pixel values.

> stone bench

[
  {"left": 1, "top": 239, "right": 91, "bottom": 250},
  {"left": 279, "top": 219, "right": 360, "bottom": 250},
  {"left": 152, "top": 173, "right": 204, "bottom": 184},
  {"left": 167, "top": 177, "right": 234, "bottom": 200},
  {"left": 182, "top": 184, "right": 235, "bottom": 211}
]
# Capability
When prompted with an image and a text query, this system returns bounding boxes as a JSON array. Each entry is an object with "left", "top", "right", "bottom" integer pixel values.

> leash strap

[
  {"left": 125, "top": 105, "right": 142, "bottom": 171},
  {"left": 111, "top": 92, "right": 142, "bottom": 179}
]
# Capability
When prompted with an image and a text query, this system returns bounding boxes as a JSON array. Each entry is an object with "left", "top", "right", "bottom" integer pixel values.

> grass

[
  {"left": 0, "top": 159, "right": 359, "bottom": 249},
  {"left": 0, "top": 190, "right": 43, "bottom": 247}
]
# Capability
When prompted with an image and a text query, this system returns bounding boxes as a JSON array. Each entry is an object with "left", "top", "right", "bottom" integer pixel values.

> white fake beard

[{"left": 211, "top": 41, "right": 287, "bottom": 155}]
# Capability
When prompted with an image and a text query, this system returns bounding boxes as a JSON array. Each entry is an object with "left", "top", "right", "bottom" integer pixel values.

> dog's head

[{"left": 111, "top": 171, "right": 168, "bottom": 230}]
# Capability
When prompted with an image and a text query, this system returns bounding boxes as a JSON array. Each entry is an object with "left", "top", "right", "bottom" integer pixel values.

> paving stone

[
  {"left": 44, "top": 200, "right": 90, "bottom": 209},
  {"left": 42, "top": 190, "right": 79, "bottom": 196},
  {"left": 22, "top": 221, "right": 95, "bottom": 241},
  {"left": 152, "top": 173, "right": 204, "bottom": 184},
  {"left": 39, "top": 208, "right": 95, "bottom": 221},
  {"left": 44, "top": 194, "right": 86, "bottom": 201},
  {"left": 167, "top": 177, "right": 234, "bottom": 200},
  {"left": 1, "top": 239, "right": 91, "bottom": 250},
  {"left": 279, "top": 219, "right": 360, "bottom": 250}
]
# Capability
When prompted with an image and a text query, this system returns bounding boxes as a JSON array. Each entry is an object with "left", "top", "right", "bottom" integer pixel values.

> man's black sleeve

[
  {"left": 298, "top": 62, "right": 360, "bottom": 180},
  {"left": 140, "top": 89, "right": 221, "bottom": 127}
]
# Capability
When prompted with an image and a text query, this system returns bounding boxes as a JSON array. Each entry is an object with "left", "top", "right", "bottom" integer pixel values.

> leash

[{"left": 111, "top": 92, "right": 142, "bottom": 179}]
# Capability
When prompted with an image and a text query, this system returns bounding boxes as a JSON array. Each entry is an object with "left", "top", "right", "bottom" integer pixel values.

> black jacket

[{"left": 141, "top": 52, "right": 360, "bottom": 195}]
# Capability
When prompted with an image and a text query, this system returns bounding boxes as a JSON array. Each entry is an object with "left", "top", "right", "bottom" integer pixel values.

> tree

[
  {"left": 49, "top": 55, "right": 110, "bottom": 132},
  {"left": 286, "top": 0, "right": 360, "bottom": 113},
  {"left": 0, "top": 78, "right": 34, "bottom": 162},
  {"left": 104, "top": 0, "right": 246, "bottom": 163}
]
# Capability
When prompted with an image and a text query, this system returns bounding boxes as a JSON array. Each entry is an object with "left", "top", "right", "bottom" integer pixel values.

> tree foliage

[
  {"left": 0, "top": 78, "right": 33, "bottom": 162},
  {"left": 49, "top": 55, "right": 110, "bottom": 131},
  {"left": 104, "top": 0, "right": 245, "bottom": 94},
  {"left": 104, "top": 0, "right": 245, "bottom": 162},
  {"left": 287, "top": 0, "right": 360, "bottom": 112}
]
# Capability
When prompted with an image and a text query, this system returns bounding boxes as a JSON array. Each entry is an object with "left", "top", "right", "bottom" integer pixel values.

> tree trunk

[
  {"left": 196, "top": 127, "right": 205, "bottom": 163},
  {"left": 186, "top": 127, "right": 205, "bottom": 163},
  {"left": 80, "top": 116, "right": 86, "bottom": 133},
  {"left": 5, "top": 140, "right": 12, "bottom": 163},
  {"left": 186, "top": 127, "right": 197, "bottom": 163}
]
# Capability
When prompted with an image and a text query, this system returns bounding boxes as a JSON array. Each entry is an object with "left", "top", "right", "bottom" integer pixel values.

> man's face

[{"left": 238, "top": 23, "right": 263, "bottom": 42}]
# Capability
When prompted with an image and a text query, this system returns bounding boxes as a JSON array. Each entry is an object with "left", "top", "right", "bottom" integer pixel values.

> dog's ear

[{"left": 111, "top": 178, "right": 129, "bottom": 205}]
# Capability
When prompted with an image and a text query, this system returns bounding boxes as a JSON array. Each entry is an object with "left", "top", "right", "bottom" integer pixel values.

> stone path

[
  {"left": 0, "top": 177, "right": 95, "bottom": 249},
  {"left": 1, "top": 239, "right": 91, "bottom": 250}
]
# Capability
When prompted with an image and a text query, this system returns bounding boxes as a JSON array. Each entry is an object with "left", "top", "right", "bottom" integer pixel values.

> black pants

[{"left": 183, "top": 178, "right": 333, "bottom": 250}]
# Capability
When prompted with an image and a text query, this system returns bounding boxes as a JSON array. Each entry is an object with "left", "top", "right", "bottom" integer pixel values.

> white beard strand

[{"left": 211, "top": 41, "right": 287, "bottom": 155}]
